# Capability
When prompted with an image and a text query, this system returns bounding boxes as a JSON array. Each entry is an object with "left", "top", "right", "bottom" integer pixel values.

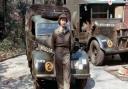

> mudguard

[
  {"left": 31, "top": 50, "right": 55, "bottom": 78},
  {"left": 31, "top": 49, "right": 90, "bottom": 79},
  {"left": 71, "top": 49, "right": 90, "bottom": 79},
  {"left": 90, "top": 35, "right": 113, "bottom": 52}
]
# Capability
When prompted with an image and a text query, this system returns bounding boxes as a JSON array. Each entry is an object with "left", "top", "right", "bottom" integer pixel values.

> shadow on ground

[
  {"left": 103, "top": 55, "right": 128, "bottom": 66},
  {"left": 84, "top": 78, "right": 95, "bottom": 89},
  {"left": 0, "top": 58, "right": 33, "bottom": 89},
  {"left": 0, "top": 62, "right": 8, "bottom": 74},
  {"left": 0, "top": 74, "right": 33, "bottom": 89},
  {"left": 34, "top": 78, "right": 95, "bottom": 89},
  {"left": 70, "top": 78, "right": 95, "bottom": 89}
]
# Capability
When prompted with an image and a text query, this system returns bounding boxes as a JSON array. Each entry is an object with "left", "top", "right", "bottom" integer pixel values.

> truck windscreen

[{"left": 36, "top": 23, "right": 58, "bottom": 35}]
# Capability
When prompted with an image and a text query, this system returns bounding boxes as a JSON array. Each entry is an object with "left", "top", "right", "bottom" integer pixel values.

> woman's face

[{"left": 60, "top": 18, "right": 67, "bottom": 27}]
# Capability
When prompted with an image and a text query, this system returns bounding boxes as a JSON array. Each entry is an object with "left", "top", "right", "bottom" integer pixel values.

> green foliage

[
  {"left": 0, "top": 0, "right": 27, "bottom": 53},
  {"left": 0, "top": 38, "right": 12, "bottom": 51},
  {"left": 0, "top": 0, "right": 31, "bottom": 59},
  {"left": 4, "top": 0, "right": 28, "bottom": 48},
  {"left": 17, "top": 1, "right": 29, "bottom": 16}
]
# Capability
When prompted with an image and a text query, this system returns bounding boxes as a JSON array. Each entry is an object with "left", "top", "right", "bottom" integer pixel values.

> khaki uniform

[{"left": 53, "top": 26, "right": 71, "bottom": 89}]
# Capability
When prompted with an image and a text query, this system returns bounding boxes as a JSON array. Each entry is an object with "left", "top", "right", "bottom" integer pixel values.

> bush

[{"left": 0, "top": 38, "right": 12, "bottom": 51}]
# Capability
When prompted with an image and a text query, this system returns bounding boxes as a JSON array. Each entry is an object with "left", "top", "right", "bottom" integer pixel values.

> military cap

[{"left": 58, "top": 14, "right": 68, "bottom": 24}]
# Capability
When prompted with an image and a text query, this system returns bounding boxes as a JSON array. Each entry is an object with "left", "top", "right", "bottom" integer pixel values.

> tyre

[
  {"left": 89, "top": 40, "right": 104, "bottom": 66},
  {"left": 44, "top": 80, "right": 58, "bottom": 89},
  {"left": 75, "top": 79, "right": 87, "bottom": 89},
  {"left": 119, "top": 53, "right": 128, "bottom": 62},
  {"left": 28, "top": 60, "right": 32, "bottom": 73},
  {"left": 33, "top": 79, "right": 42, "bottom": 89}
]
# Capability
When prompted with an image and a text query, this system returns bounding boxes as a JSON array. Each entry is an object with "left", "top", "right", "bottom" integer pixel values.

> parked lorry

[
  {"left": 25, "top": 4, "right": 90, "bottom": 89},
  {"left": 64, "top": 0, "right": 128, "bottom": 65}
]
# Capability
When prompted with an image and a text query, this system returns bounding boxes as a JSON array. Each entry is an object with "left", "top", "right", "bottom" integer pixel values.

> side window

[
  {"left": 64, "top": 0, "right": 66, "bottom": 5},
  {"left": 32, "top": 21, "right": 35, "bottom": 35},
  {"left": 91, "top": 5, "right": 108, "bottom": 19},
  {"left": 115, "top": 6, "right": 123, "bottom": 19}
]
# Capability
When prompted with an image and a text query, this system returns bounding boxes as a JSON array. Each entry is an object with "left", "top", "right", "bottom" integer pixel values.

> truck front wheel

[
  {"left": 120, "top": 53, "right": 128, "bottom": 62},
  {"left": 33, "top": 79, "right": 42, "bottom": 89},
  {"left": 76, "top": 79, "right": 87, "bottom": 89},
  {"left": 71, "top": 79, "right": 87, "bottom": 89},
  {"left": 89, "top": 40, "right": 104, "bottom": 66}
]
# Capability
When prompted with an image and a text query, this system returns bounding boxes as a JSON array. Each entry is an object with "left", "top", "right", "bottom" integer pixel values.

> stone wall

[{"left": 124, "top": 5, "right": 128, "bottom": 28}]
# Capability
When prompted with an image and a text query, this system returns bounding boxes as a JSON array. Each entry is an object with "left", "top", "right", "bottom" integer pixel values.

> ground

[
  {"left": 0, "top": 55, "right": 33, "bottom": 89},
  {"left": 0, "top": 55, "right": 128, "bottom": 89}
]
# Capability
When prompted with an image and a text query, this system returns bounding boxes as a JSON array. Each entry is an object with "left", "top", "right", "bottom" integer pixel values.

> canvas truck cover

[{"left": 25, "top": 5, "right": 70, "bottom": 32}]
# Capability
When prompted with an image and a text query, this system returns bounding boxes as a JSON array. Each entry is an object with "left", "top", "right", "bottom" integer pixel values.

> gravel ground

[
  {"left": 0, "top": 55, "right": 128, "bottom": 89},
  {"left": 0, "top": 55, "right": 34, "bottom": 89}
]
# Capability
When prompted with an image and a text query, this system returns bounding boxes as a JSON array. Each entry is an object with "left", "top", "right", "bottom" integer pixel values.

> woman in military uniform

[{"left": 52, "top": 14, "right": 71, "bottom": 89}]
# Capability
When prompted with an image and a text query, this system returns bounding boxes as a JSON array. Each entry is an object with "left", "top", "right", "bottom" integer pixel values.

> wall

[{"left": 124, "top": 5, "right": 128, "bottom": 28}]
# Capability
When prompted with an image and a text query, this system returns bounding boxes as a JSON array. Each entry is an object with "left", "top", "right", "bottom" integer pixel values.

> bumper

[
  {"left": 105, "top": 48, "right": 128, "bottom": 54},
  {"left": 72, "top": 74, "right": 90, "bottom": 79},
  {"left": 35, "top": 73, "right": 90, "bottom": 79},
  {"left": 36, "top": 74, "right": 55, "bottom": 78},
  {"left": 35, "top": 74, "right": 56, "bottom": 80}
]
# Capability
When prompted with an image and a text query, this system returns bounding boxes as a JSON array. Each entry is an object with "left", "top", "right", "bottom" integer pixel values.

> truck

[
  {"left": 63, "top": 0, "right": 128, "bottom": 65},
  {"left": 25, "top": 4, "right": 90, "bottom": 89}
]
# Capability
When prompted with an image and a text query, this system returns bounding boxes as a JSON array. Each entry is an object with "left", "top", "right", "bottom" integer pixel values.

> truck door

[{"left": 79, "top": 4, "right": 91, "bottom": 45}]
